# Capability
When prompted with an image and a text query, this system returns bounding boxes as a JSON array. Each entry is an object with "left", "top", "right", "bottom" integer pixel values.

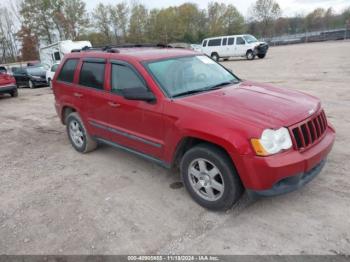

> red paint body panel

[
  {"left": 0, "top": 73, "right": 16, "bottom": 87},
  {"left": 53, "top": 48, "right": 335, "bottom": 192}
]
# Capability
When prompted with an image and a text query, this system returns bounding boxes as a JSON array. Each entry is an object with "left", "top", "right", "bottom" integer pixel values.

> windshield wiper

[
  {"left": 207, "top": 81, "right": 235, "bottom": 90},
  {"left": 172, "top": 81, "right": 237, "bottom": 98}
]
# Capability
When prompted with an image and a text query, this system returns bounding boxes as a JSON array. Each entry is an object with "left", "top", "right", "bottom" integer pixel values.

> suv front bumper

[
  {"left": 233, "top": 125, "right": 335, "bottom": 196},
  {"left": 0, "top": 84, "right": 17, "bottom": 94}
]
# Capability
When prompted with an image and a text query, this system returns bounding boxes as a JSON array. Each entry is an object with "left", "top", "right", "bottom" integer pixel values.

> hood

[
  {"left": 0, "top": 73, "right": 15, "bottom": 86},
  {"left": 177, "top": 81, "right": 320, "bottom": 128}
]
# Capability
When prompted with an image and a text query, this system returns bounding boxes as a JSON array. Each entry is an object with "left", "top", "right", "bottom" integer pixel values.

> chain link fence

[{"left": 262, "top": 27, "right": 350, "bottom": 46}]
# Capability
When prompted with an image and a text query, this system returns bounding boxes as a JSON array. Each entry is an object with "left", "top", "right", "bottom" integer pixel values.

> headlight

[{"left": 251, "top": 127, "right": 292, "bottom": 156}]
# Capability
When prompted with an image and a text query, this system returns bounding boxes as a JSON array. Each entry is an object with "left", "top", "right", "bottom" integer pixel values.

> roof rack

[{"left": 71, "top": 43, "right": 172, "bottom": 53}]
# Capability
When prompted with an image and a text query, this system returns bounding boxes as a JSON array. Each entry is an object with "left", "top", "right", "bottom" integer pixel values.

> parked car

[
  {"left": 46, "top": 63, "right": 59, "bottom": 88},
  {"left": 53, "top": 46, "right": 335, "bottom": 211},
  {"left": 201, "top": 34, "right": 269, "bottom": 61},
  {"left": 190, "top": 44, "right": 202, "bottom": 52},
  {"left": 0, "top": 66, "right": 18, "bottom": 97},
  {"left": 12, "top": 66, "right": 48, "bottom": 88}
]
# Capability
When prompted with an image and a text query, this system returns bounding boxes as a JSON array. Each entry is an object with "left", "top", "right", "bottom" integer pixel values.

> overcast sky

[{"left": 84, "top": 0, "right": 349, "bottom": 16}]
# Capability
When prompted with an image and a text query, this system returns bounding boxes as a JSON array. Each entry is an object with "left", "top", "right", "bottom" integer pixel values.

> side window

[
  {"left": 208, "top": 38, "right": 222, "bottom": 46},
  {"left": 203, "top": 40, "right": 207, "bottom": 47},
  {"left": 54, "top": 52, "right": 61, "bottom": 61},
  {"left": 228, "top": 37, "right": 235, "bottom": 45},
  {"left": 111, "top": 64, "right": 146, "bottom": 94},
  {"left": 236, "top": 37, "right": 246, "bottom": 45},
  {"left": 51, "top": 64, "right": 59, "bottom": 72},
  {"left": 57, "top": 59, "right": 78, "bottom": 83},
  {"left": 79, "top": 62, "right": 105, "bottom": 90},
  {"left": 222, "top": 38, "right": 227, "bottom": 45}
]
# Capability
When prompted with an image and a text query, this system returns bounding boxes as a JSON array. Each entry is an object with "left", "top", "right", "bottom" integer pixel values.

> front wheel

[
  {"left": 246, "top": 50, "right": 255, "bottom": 60},
  {"left": 257, "top": 54, "right": 266, "bottom": 59},
  {"left": 180, "top": 144, "right": 243, "bottom": 211},
  {"left": 66, "top": 112, "right": 97, "bottom": 153}
]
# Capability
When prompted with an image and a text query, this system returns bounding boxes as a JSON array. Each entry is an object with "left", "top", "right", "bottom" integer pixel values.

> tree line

[{"left": 0, "top": 0, "right": 350, "bottom": 63}]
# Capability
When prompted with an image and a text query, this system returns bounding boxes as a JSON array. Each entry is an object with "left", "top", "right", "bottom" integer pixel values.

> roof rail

[{"left": 71, "top": 43, "right": 172, "bottom": 53}]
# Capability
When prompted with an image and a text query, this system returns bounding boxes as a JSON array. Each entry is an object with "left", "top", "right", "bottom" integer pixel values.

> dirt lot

[{"left": 0, "top": 41, "right": 349, "bottom": 255}]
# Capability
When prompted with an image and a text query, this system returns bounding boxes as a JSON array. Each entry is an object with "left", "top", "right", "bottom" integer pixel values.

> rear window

[
  {"left": 57, "top": 59, "right": 78, "bottom": 83},
  {"left": 208, "top": 38, "right": 222, "bottom": 47},
  {"left": 79, "top": 62, "right": 105, "bottom": 90}
]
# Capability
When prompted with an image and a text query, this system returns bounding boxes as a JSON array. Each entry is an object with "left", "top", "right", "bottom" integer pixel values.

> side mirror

[{"left": 121, "top": 87, "right": 156, "bottom": 102}]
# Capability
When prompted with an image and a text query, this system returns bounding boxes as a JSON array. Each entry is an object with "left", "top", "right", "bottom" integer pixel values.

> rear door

[{"left": 75, "top": 57, "right": 111, "bottom": 140}]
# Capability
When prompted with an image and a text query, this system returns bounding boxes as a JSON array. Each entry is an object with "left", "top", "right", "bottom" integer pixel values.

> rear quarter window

[{"left": 57, "top": 59, "right": 78, "bottom": 83}]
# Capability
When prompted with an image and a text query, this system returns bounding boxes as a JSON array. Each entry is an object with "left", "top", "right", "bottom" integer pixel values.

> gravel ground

[{"left": 0, "top": 40, "right": 349, "bottom": 255}]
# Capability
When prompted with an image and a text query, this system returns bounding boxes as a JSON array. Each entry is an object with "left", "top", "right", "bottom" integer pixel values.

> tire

[
  {"left": 10, "top": 89, "right": 18, "bottom": 97},
  {"left": 258, "top": 54, "right": 266, "bottom": 59},
  {"left": 211, "top": 52, "right": 220, "bottom": 62},
  {"left": 28, "top": 80, "right": 35, "bottom": 89},
  {"left": 48, "top": 79, "right": 52, "bottom": 88},
  {"left": 180, "top": 143, "right": 243, "bottom": 211},
  {"left": 246, "top": 50, "right": 255, "bottom": 60},
  {"left": 66, "top": 112, "right": 97, "bottom": 153}
]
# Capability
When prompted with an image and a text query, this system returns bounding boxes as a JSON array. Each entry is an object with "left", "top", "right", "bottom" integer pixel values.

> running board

[{"left": 95, "top": 137, "right": 171, "bottom": 169}]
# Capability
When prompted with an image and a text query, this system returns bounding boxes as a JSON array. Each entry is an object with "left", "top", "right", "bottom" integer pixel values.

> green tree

[
  {"left": 93, "top": 3, "right": 112, "bottom": 44},
  {"left": 224, "top": 4, "right": 245, "bottom": 35},
  {"left": 20, "top": 0, "right": 57, "bottom": 44},
  {"left": 250, "top": 0, "right": 282, "bottom": 37},
  {"left": 109, "top": 2, "right": 129, "bottom": 43},
  {"left": 62, "top": 0, "right": 89, "bottom": 39},
  {"left": 128, "top": 4, "right": 148, "bottom": 43}
]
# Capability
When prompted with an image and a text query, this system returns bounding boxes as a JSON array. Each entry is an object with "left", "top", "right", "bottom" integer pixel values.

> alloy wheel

[
  {"left": 188, "top": 158, "right": 225, "bottom": 201},
  {"left": 69, "top": 120, "right": 85, "bottom": 148}
]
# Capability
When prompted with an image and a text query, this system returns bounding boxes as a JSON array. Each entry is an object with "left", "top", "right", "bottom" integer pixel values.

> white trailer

[{"left": 39, "top": 40, "right": 92, "bottom": 69}]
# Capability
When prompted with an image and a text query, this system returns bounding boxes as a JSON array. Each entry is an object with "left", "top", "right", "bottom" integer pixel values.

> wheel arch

[
  {"left": 61, "top": 105, "right": 77, "bottom": 125},
  {"left": 172, "top": 136, "right": 239, "bottom": 171}
]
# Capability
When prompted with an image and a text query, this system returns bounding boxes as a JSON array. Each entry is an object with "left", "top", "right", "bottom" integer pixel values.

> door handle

[
  {"left": 73, "top": 92, "right": 83, "bottom": 98},
  {"left": 108, "top": 101, "right": 121, "bottom": 108}
]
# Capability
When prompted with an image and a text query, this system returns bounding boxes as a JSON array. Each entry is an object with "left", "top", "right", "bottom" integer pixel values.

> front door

[{"left": 235, "top": 36, "right": 248, "bottom": 56}]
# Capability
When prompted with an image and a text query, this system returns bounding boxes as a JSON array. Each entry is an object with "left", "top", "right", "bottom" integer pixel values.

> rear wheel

[
  {"left": 28, "top": 80, "right": 35, "bottom": 89},
  {"left": 66, "top": 112, "right": 97, "bottom": 153},
  {"left": 211, "top": 52, "right": 220, "bottom": 62},
  {"left": 48, "top": 79, "right": 52, "bottom": 88},
  {"left": 180, "top": 144, "right": 243, "bottom": 211},
  {"left": 257, "top": 53, "right": 266, "bottom": 59},
  {"left": 10, "top": 89, "right": 18, "bottom": 97},
  {"left": 246, "top": 50, "right": 255, "bottom": 60}
]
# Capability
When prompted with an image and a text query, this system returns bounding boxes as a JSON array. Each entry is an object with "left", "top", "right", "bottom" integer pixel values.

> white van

[{"left": 201, "top": 34, "right": 269, "bottom": 61}]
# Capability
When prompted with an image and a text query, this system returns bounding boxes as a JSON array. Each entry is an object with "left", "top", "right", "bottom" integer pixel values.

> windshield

[
  {"left": 27, "top": 66, "right": 45, "bottom": 75},
  {"left": 244, "top": 35, "right": 258, "bottom": 44},
  {"left": 145, "top": 55, "right": 239, "bottom": 98}
]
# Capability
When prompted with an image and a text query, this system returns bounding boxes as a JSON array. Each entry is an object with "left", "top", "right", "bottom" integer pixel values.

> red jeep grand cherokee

[
  {"left": 0, "top": 66, "right": 18, "bottom": 98},
  {"left": 52, "top": 46, "right": 335, "bottom": 211}
]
